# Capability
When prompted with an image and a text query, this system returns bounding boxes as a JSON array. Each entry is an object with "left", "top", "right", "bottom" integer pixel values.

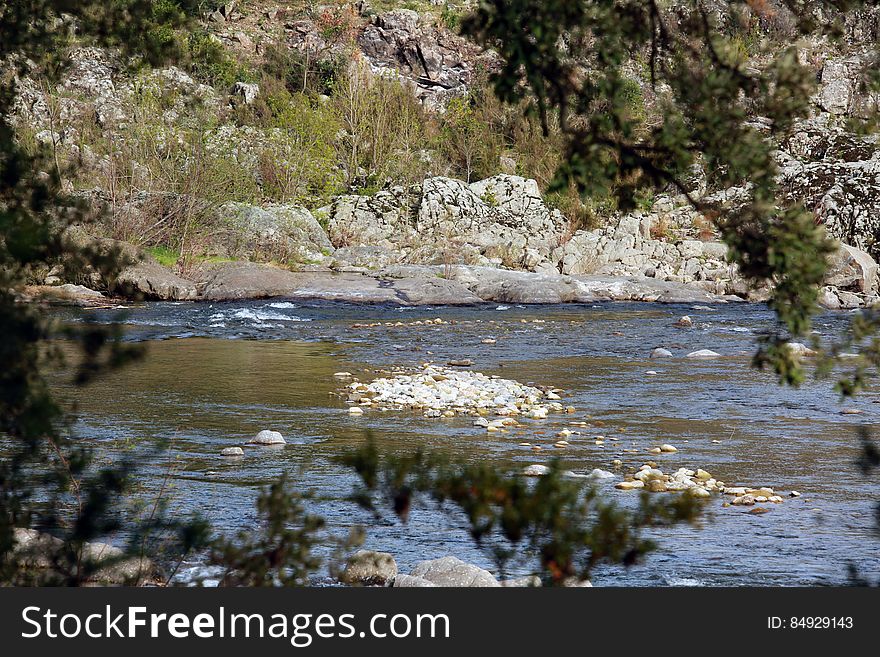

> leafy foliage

[
  {"left": 339, "top": 440, "right": 701, "bottom": 585},
  {"left": 460, "top": 0, "right": 879, "bottom": 383},
  {"left": 210, "top": 476, "right": 327, "bottom": 587},
  {"left": 0, "top": 0, "right": 209, "bottom": 585}
]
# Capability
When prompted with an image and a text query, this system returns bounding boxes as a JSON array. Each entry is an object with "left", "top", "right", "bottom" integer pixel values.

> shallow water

[{"left": 51, "top": 299, "right": 880, "bottom": 585}]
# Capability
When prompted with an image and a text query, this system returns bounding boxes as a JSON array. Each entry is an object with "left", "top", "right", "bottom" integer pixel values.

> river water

[{"left": 50, "top": 299, "right": 880, "bottom": 586}]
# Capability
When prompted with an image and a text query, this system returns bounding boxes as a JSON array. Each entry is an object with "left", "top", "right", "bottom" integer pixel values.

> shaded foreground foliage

[{"left": 339, "top": 441, "right": 699, "bottom": 585}]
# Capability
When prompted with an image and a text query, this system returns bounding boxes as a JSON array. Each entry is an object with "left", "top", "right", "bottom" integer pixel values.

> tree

[
  {"left": 462, "top": 0, "right": 879, "bottom": 385},
  {"left": 0, "top": 0, "right": 210, "bottom": 585},
  {"left": 339, "top": 440, "right": 700, "bottom": 585}
]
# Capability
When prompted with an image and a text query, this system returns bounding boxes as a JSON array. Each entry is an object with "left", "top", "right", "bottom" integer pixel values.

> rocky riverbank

[
  {"left": 14, "top": 7, "right": 880, "bottom": 311},
  {"left": 24, "top": 171, "right": 879, "bottom": 309}
]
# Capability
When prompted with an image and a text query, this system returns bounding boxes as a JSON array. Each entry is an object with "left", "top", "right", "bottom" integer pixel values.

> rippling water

[{"left": 49, "top": 299, "right": 880, "bottom": 586}]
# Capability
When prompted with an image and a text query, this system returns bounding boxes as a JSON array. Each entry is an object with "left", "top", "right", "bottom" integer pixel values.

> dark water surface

[{"left": 51, "top": 299, "right": 880, "bottom": 586}]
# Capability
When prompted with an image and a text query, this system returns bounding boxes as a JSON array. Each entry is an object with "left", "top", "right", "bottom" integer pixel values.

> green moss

[{"left": 147, "top": 246, "right": 180, "bottom": 267}]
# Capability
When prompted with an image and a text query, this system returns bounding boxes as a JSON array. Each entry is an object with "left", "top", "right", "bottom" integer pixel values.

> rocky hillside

[{"left": 9, "top": 1, "right": 880, "bottom": 309}]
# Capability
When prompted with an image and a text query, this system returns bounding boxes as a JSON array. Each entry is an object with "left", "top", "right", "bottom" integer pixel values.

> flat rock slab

[
  {"left": 22, "top": 284, "right": 109, "bottom": 307},
  {"left": 120, "top": 260, "right": 730, "bottom": 305},
  {"left": 116, "top": 260, "right": 198, "bottom": 301},
  {"left": 382, "top": 265, "right": 722, "bottom": 304}
]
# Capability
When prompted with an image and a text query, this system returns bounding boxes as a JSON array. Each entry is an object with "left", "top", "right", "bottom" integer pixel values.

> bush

[
  {"left": 260, "top": 43, "right": 342, "bottom": 98},
  {"left": 255, "top": 86, "right": 344, "bottom": 205},
  {"left": 331, "top": 60, "right": 433, "bottom": 191}
]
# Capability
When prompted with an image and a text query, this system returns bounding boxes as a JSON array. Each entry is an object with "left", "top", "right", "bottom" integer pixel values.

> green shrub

[
  {"left": 187, "top": 29, "right": 253, "bottom": 88},
  {"left": 331, "top": 61, "right": 432, "bottom": 191}
]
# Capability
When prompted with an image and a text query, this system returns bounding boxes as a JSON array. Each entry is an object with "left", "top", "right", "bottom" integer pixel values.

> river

[{"left": 49, "top": 299, "right": 880, "bottom": 586}]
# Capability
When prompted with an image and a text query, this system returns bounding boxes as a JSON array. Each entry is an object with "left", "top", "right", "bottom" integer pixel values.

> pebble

[
  {"left": 659, "top": 444, "right": 678, "bottom": 453},
  {"left": 481, "top": 338, "right": 497, "bottom": 345},
  {"left": 615, "top": 480, "right": 645, "bottom": 490},
  {"left": 221, "top": 447, "right": 244, "bottom": 457},
  {"left": 333, "top": 371, "right": 354, "bottom": 378},
  {"left": 349, "top": 407, "right": 364, "bottom": 415}
]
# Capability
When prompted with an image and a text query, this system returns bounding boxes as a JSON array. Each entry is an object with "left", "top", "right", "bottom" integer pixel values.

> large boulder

[
  {"left": 409, "top": 556, "right": 500, "bottom": 587},
  {"left": 825, "top": 242, "right": 879, "bottom": 293},
  {"left": 468, "top": 174, "right": 568, "bottom": 252},
  {"left": 341, "top": 550, "right": 398, "bottom": 587},
  {"left": 22, "top": 284, "right": 108, "bottom": 307},
  {"left": 780, "top": 159, "right": 880, "bottom": 260},
  {"left": 326, "top": 176, "right": 569, "bottom": 271},
  {"left": 115, "top": 260, "right": 199, "bottom": 301},
  {"left": 221, "top": 203, "right": 334, "bottom": 264},
  {"left": 12, "top": 528, "right": 155, "bottom": 585},
  {"left": 325, "top": 187, "right": 419, "bottom": 250},
  {"left": 194, "top": 261, "right": 305, "bottom": 301},
  {"left": 357, "top": 10, "right": 498, "bottom": 111},
  {"left": 817, "top": 55, "right": 880, "bottom": 118},
  {"left": 417, "top": 176, "right": 568, "bottom": 269}
]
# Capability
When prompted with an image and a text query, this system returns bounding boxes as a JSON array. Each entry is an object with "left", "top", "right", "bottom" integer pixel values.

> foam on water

[{"left": 209, "top": 307, "right": 312, "bottom": 324}]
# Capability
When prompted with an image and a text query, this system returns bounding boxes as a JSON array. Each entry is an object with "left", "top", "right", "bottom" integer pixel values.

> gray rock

[
  {"left": 24, "top": 284, "right": 108, "bottom": 307},
  {"left": 780, "top": 158, "right": 880, "bottom": 262},
  {"left": 356, "top": 10, "right": 498, "bottom": 111},
  {"left": 196, "top": 262, "right": 307, "bottom": 301},
  {"left": 231, "top": 81, "right": 259, "bottom": 105},
  {"left": 341, "top": 550, "right": 398, "bottom": 586},
  {"left": 686, "top": 349, "right": 722, "bottom": 358},
  {"left": 410, "top": 556, "right": 500, "bottom": 587},
  {"left": 836, "top": 289, "right": 864, "bottom": 308},
  {"left": 115, "top": 260, "right": 198, "bottom": 301},
  {"left": 818, "top": 56, "right": 880, "bottom": 118},
  {"left": 650, "top": 348, "right": 674, "bottom": 358},
  {"left": 561, "top": 577, "right": 594, "bottom": 587},
  {"left": 501, "top": 575, "right": 542, "bottom": 587},
  {"left": 247, "top": 430, "right": 285, "bottom": 445},
  {"left": 221, "top": 202, "right": 333, "bottom": 263},
  {"left": 819, "top": 286, "right": 842, "bottom": 309},
  {"left": 326, "top": 187, "right": 418, "bottom": 251},
  {"left": 12, "top": 528, "right": 155, "bottom": 585},
  {"left": 825, "top": 242, "right": 879, "bottom": 293},
  {"left": 221, "top": 447, "right": 244, "bottom": 457},
  {"left": 392, "top": 574, "right": 436, "bottom": 587},
  {"left": 332, "top": 245, "right": 402, "bottom": 269}
]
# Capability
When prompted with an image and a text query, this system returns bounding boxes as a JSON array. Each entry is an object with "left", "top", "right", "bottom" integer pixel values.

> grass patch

[{"left": 147, "top": 245, "right": 180, "bottom": 267}]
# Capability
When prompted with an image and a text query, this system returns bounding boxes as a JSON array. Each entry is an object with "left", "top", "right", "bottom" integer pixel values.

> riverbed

[{"left": 51, "top": 299, "right": 880, "bottom": 586}]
